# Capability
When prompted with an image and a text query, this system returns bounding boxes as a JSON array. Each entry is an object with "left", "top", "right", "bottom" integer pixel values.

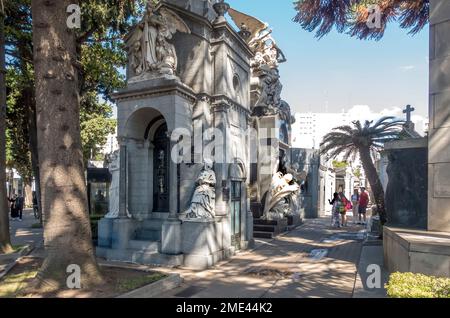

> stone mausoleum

[
  {"left": 384, "top": 0, "right": 450, "bottom": 278},
  {"left": 97, "top": 0, "right": 303, "bottom": 269}
]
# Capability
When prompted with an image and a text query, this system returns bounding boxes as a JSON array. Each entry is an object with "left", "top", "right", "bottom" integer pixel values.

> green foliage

[
  {"left": 353, "top": 167, "right": 362, "bottom": 178},
  {"left": 332, "top": 160, "right": 348, "bottom": 169},
  {"left": 5, "top": 66, "right": 33, "bottom": 183},
  {"left": 116, "top": 273, "right": 167, "bottom": 293},
  {"left": 321, "top": 117, "right": 405, "bottom": 224},
  {"left": 386, "top": 272, "right": 450, "bottom": 298},
  {"left": 3, "top": 0, "right": 148, "bottom": 174},
  {"left": 80, "top": 93, "right": 117, "bottom": 162},
  {"left": 293, "top": 0, "right": 429, "bottom": 40},
  {"left": 321, "top": 117, "right": 405, "bottom": 161},
  {"left": 0, "top": 270, "right": 38, "bottom": 298}
]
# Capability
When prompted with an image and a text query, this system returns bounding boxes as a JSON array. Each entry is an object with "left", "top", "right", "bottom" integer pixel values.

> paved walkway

[
  {"left": 151, "top": 217, "right": 385, "bottom": 298},
  {"left": 0, "top": 209, "right": 44, "bottom": 278},
  {"left": 3, "top": 211, "right": 388, "bottom": 298},
  {"left": 9, "top": 209, "right": 44, "bottom": 249}
]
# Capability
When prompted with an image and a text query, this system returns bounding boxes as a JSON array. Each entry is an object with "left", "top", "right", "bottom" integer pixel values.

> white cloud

[
  {"left": 292, "top": 105, "right": 429, "bottom": 150},
  {"left": 400, "top": 65, "right": 416, "bottom": 71},
  {"left": 346, "top": 105, "right": 428, "bottom": 136}
]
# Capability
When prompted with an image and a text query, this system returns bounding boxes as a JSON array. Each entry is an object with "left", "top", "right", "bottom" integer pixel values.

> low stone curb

[
  {"left": 0, "top": 244, "right": 34, "bottom": 281},
  {"left": 116, "top": 273, "right": 183, "bottom": 298}
]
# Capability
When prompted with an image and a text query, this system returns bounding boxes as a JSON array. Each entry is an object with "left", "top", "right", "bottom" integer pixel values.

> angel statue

[
  {"left": 227, "top": 8, "right": 287, "bottom": 69},
  {"left": 125, "top": 0, "right": 191, "bottom": 78},
  {"left": 182, "top": 159, "right": 217, "bottom": 220},
  {"left": 262, "top": 172, "right": 300, "bottom": 220}
]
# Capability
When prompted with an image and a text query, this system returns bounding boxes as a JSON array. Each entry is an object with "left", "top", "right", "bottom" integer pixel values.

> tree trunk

[
  {"left": 31, "top": 0, "right": 103, "bottom": 288},
  {"left": 359, "top": 146, "right": 386, "bottom": 225},
  {"left": 26, "top": 84, "right": 43, "bottom": 223},
  {"left": 24, "top": 182, "right": 33, "bottom": 207},
  {"left": 0, "top": 7, "right": 12, "bottom": 254}
]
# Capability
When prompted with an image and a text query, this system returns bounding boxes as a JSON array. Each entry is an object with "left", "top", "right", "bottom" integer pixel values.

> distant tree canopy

[
  {"left": 332, "top": 160, "right": 348, "bottom": 169},
  {"left": 293, "top": 0, "right": 429, "bottom": 40},
  {"left": 4, "top": 0, "right": 147, "bottom": 177}
]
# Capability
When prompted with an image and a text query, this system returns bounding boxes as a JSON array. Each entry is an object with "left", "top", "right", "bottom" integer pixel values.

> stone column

[
  {"left": 147, "top": 142, "right": 154, "bottom": 216},
  {"left": 212, "top": 102, "right": 231, "bottom": 217},
  {"left": 168, "top": 135, "right": 179, "bottom": 219},
  {"left": 161, "top": 132, "right": 182, "bottom": 255},
  {"left": 118, "top": 141, "right": 128, "bottom": 219},
  {"left": 428, "top": 0, "right": 450, "bottom": 232}
]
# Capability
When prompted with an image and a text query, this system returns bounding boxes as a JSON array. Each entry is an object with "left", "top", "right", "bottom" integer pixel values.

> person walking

[
  {"left": 339, "top": 191, "right": 350, "bottom": 227},
  {"left": 351, "top": 189, "right": 360, "bottom": 224},
  {"left": 328, "top": 193, "right": 341, "bottom": 228},
  {"left": 358, "top": 187, "right": 369, "bottom": 225},
  {"left": 15, "top": 192, "right": 25, "bottom": 221},
  {"left": 8, "top": 194, "right": 18, "bottom": 221}
]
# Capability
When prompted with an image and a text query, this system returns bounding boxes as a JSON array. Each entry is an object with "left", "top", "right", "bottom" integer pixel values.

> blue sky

[{"left": 227, "top": 0, "right": 429, "bottom": 118}]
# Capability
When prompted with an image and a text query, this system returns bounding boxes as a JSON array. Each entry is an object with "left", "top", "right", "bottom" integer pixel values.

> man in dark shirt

[{"left": 15, "top": 192, "right": 25, "bottom": 221}]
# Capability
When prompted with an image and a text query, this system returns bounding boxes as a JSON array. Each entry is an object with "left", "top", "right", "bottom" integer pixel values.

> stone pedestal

[
  {"left": 428, "top": 0, "right": 450, "bottom": 232},
  {"left": 245, "top": 211, "right": 254, "bottom": 248},
  {"left": 384, "top": 227, "right": 450, "bottom": 277},
  {"left": 111, "top": 219, "right": 138, "bottom": 250},
  {"left": 250, "top": 115, "right": 280, "bottom": 218},
  {"left": 161, "top": 219, "right": 182, "bottom": 255},
  {"left": 181, "top": 219, "right": 224, "bottom": 269},
  {"left": 98, "top": 218, "right": 114, "bottom": 248}
]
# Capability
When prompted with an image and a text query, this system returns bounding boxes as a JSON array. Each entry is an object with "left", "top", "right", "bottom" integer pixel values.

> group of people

[
  {"left": 328, "top": 187, "right": 370, "bottom": 228},
  {"left": 9, "top": 193, "right": 24, "bottom": 222}
]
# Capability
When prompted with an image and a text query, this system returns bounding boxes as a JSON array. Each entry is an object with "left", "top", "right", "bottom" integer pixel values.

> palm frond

[{"left": 293, "top": 0, "right": 429, "bottom": 40}]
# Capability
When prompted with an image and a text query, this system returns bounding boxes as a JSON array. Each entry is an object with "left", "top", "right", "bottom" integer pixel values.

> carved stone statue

[
  {"left": 105, "top": 151, "right": 120, "bottom": 219},
  {"left": 262, "top": 172, "right": 300, "bottom": 220},
  {"left": 227, "top": 8, "right": 286, "bottom": 70},
  {"left": 227, "top": 7, "right": 291, "bottom": 119},
  {"left": 125, "top": 1, "right": 191, "bottom": 79},
  {"left": 184, "top": 160, "right": 217, "bottom": 220},
  {"left": 104, "top": 150, "right": 131, "bottom": 219},
  {"left": 255, "top": 66, "right": 282, "bottom": 108}
]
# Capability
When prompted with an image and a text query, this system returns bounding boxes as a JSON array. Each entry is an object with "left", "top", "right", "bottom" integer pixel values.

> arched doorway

[
  {"left": 229, "top": 159, "right": 247, "bottom": 250},
  {"left": 152, "top": 123, "right": 170, "bottom": 212}
]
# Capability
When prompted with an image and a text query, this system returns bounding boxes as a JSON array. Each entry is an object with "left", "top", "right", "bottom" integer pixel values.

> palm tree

[
  {"left": 321, "top": 117, "right": 405, "bottom": 225},
  {"left": 293, "top": 0, "right": 429, "bottom": 40}
]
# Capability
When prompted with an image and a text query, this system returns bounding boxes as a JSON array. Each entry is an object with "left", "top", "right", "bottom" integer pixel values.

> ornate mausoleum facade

[{"left": 97, "top": 0, "right": 303, "bottom": 269}]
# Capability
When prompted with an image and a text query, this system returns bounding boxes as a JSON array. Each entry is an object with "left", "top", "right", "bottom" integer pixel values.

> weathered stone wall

[
  {"left": 291, "top": 148, "right": 320, "bottom": 218},
  {"left": 428, "top": 0, "right": 450, "bottom": 232},
  {"left": 385, "top": 139, "right": 428, "bottom": 229}
]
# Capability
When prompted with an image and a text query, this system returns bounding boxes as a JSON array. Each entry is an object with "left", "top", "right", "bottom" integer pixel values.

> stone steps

[
  {"left": 253, "top": 218, "right": 288, "bottom": 239},
  {"left": 253, "top": 219, "right": 278, "bottom": 226},
  {"left": 136, "top": 229, "right": 161, "bottom": 241},
  {"left": 142, "top": 218, "right": 166, "bottom": 230},
  {"left": 253, "top": 231, "right": 273, "bottom": 239},
  {"left": 132, "top": 251, "right": 184, "bottom": 267},
  {"left": 97, "top": 245, "right": 183, "bottom": 267},
  {"left": 253, "top": 224, "right": 276, "bottom": 232},
  {"left": 128, "top": 240, "right": 160, "bottom": 252}
]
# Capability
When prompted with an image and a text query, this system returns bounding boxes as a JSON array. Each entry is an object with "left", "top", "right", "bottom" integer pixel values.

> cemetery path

[
  {"left": 9, "top": 209, "right": 44, "bottom": 249},
  {"left": 156, "top": 217, "right": 372, "bottom": 298}
]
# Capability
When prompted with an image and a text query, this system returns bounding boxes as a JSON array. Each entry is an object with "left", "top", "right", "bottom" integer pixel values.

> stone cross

[{"left": 403, "top": 104, "right": 415, "bottom": 123}]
